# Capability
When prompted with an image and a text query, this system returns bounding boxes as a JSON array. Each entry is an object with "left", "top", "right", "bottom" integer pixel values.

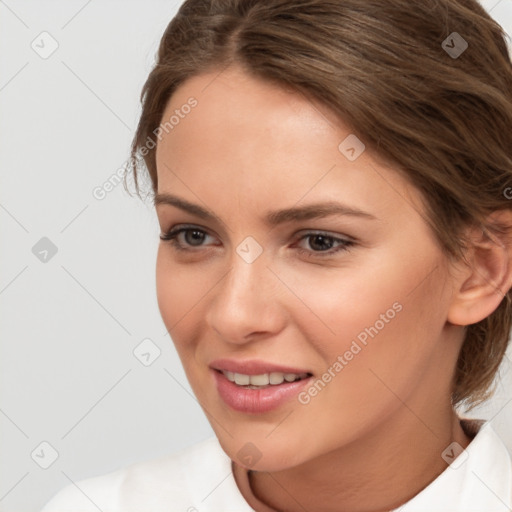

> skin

[{"left": 154, "top": 65, "right": 512, "bottom": 512}]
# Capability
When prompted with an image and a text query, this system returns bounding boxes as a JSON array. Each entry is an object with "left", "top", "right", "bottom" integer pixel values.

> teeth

[
  {"left": 270, "top": 372, "right": 285, "bottom": 384},
  {"left": 234, "top": 373, "right": 250, "bottom": 385},
  {"left": 250, "top": 373, "right": 269, "bottom": 386},
  {"left": 223, "top": 371, "right": 309, "bottom": 387}
]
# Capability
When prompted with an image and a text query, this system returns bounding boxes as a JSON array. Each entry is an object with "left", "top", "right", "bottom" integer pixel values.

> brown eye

[
  {"left": 295, "top": 232, "right": 355, "bottom": 258},
  {"left": 307, "top": 234, "right": 336, "bottom": 251}
]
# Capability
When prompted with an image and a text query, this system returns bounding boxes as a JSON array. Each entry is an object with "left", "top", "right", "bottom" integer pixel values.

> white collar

[{"left": 394, "top": 420, "right": 512, "bottom": 511}]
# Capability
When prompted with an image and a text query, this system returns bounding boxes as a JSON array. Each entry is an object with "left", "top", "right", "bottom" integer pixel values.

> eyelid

[{"left": 293, "top": 228, "right": 355, "bottom": 241}]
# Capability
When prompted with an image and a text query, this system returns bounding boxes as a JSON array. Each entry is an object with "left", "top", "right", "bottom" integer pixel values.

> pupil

[
  {"left": 310, "top": 235, "right": 333, "bottom": 251},
  {"left": 186, "top": 230, "right": 205, "bottom": 246}
]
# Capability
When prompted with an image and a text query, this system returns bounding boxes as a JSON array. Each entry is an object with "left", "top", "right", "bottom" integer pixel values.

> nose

[{"left": 205, "top": 250, "right": 287, "bottom": 345}]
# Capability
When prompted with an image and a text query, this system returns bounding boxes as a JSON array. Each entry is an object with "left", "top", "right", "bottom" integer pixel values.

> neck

[{"left": 246, "top": 405, "right": 472, "bottom": 512}]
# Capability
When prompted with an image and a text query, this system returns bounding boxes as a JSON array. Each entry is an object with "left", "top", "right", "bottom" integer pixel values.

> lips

[
  {"left": 209, "top": 358, "right": 314, "bottom": 413},
  {"left": 209, "top": 358, "right": 312, "bottom": 375}
]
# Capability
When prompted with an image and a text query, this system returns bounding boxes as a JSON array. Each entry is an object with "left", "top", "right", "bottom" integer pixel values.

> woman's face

[{"left": 154, "top": 65, "right": 463, "bottom": 471}]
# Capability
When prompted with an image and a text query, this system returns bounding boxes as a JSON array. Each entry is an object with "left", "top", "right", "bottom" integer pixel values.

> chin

[{"left": 215, "top": 430, "right": 310, "bottom": 472}]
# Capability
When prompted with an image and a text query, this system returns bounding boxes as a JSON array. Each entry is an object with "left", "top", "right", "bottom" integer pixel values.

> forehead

[
  {"left": 156, "top": 65, "right": 347, "bottom": 164},
  {"left": 154, "top": 66, "right": 426, "bottom": 227}
]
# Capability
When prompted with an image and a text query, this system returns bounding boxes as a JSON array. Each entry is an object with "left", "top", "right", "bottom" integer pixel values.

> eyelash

[{"left": 159, "top": 225, "right": 355, "bottom": 258}]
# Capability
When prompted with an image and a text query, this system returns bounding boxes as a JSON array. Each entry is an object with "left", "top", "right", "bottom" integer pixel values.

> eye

[
  {"left": 159, "top": 225, "right": 216, "bottom": 251},
  {"left": 294, "top": 232, "right": 355, "bottom": 258}
]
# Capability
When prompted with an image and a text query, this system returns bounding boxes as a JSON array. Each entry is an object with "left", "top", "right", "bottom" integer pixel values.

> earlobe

[{"left": 447, "top": 210, "right": 512, "bottom": 327}]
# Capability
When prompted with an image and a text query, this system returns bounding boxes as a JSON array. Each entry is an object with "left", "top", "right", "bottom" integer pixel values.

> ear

[{"left": 447, "top": 209, "right": 512, "bottom": 327}]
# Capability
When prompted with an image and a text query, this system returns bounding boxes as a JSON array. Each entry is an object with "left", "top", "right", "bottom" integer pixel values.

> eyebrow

[{"left": 154, "top": 193, "right": 377, "bottom": 226}]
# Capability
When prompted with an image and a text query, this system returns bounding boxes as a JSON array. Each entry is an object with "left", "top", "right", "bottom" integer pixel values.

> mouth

[
  {"left": 210, "top": 365, "right": 314, "bottom": 413},
  {"left": 216, "top": 369, "right": 313, "bottom": 389}
]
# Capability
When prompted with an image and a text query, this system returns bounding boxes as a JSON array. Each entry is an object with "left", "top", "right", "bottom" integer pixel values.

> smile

[
  {"left": 212, "top": 369, "right": 313, "bottom": 413},
  {"left": 221, "top": 370, "right": 310, "bottom": 388}
]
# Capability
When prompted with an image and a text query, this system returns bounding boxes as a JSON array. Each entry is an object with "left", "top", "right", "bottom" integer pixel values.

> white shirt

[{"left": 40, "top": 419, "right": 512, "bottom": 512}]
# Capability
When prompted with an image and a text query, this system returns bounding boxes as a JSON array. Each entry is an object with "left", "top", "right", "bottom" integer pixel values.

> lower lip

[{"left": 212, "top": 369, "right": 312, "bottom": 414}]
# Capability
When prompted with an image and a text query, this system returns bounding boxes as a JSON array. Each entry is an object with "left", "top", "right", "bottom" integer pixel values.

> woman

[{"left": 41, "top": 0, "right": 512, "bottom": 510}]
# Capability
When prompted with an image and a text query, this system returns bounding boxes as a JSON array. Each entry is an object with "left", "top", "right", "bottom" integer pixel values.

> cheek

[
  {"left": 278, "top": 247, "right": 445, "bottom": 386},
  {"left": 156, "top": 250, "right": 216, "bottom": 396},
  {"left": 276, "top": 259, "right": 447, "bottom": 450},
  {"left": 271, "top": 251, "right": 408, "bottom": 352},
  {"left": 156, "top": 250, "right": 179, "bottom": 326},
  {"left": 155, "top": 248, "right": 207, "bottom": 349}
]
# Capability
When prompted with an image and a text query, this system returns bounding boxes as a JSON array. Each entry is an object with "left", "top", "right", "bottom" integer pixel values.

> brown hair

[{"left": 126, "top": 0, "right": 512, "bottom": 410}]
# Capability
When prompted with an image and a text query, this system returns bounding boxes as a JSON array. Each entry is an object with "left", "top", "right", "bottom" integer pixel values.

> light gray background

[{"left": 1, "top": 1, "right": 512, "bottom": 511}]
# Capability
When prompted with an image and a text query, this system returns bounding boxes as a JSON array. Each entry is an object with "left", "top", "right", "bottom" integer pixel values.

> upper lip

[{"left": 209, "top": 358, "right": 312, "bottom": 375}]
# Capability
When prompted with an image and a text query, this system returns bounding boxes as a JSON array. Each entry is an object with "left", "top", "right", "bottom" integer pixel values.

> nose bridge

[
  {"left": 206, "top": 239, "right": 285, "bottom": 341},
  {"left": 222, "top": 243, "right": 274, "bottom": 309}
]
